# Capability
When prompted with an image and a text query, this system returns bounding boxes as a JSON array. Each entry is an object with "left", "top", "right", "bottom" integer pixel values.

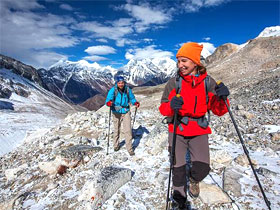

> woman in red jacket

[{"left": 159, "top": 42, "right": 230, "bottom": 209}]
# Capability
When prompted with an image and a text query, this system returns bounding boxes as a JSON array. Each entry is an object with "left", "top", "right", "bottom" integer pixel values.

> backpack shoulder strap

[
  {"left": 126, "top": 86, "right": 130, "bottom": 102},
  {"left": 175, "top": 74, "right": 182, "bottom": 94},
  {"left": 204, "top": 75, "right": 211, "bottom": 122},
  {"left": 112, "top": 85, "right": 118, "bottom": 103},
  {"left": 204, "top": 75, "right": 210, "bottom": 104}
]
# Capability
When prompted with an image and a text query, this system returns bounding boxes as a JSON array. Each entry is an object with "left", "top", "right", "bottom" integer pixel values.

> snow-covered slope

[
  {"left": 0, "top": 68, "right": 84, "bottom": 156},
  {"left": 257, "top": 26, "right": 280, "bottom": 37}
]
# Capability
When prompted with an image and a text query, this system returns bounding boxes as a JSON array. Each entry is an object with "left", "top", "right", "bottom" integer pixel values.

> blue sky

[{"left": 0, "top": 0, "right": 279, "bottom": 69}]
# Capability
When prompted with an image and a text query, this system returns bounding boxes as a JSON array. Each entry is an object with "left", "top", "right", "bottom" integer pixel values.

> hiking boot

[
  {"left": 128, "top": 150, "right": 135, "bottom": 156},
  {"left": 172, "top": 191, "right": 188, "bottom": 210},
  {"left": 114, "top": 145, "right": 120, "bottom": 151},
  {"left": 189, "top": 178, "right": 200, "bottom": 198}
]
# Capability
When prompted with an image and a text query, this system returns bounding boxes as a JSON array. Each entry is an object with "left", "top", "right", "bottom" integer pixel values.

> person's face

[
  {"left": 117, "top": 81, "right": 125, "bottom": 89},
  {"left": 177, "top": 57, "right": 197, "bottom": 76}
]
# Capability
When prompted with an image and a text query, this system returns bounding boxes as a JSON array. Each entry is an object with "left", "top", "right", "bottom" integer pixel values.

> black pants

[{"left": 168, "top": 133, "right": 211, "bottom": 197}]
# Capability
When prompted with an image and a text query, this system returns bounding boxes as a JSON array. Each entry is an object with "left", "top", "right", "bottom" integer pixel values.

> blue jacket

[{"left": 105, "top": 85, "right": 137, "bottom": 114}]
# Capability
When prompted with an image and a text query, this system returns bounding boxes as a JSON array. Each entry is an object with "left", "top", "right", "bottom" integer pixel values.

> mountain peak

[
  {"left": 48, "top": 59, "right": 102, "bottom": 70},
  {"left": 258, "top": 26, "right": 280, "bottom": 38}
]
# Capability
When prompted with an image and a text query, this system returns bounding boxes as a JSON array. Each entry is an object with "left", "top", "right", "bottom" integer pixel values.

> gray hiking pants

[
  {"left": 168, "top": 133, "right": 211, "bottom": 197},
  {"left": 112, "top": 111, "right": 133, "bottom": 153}
]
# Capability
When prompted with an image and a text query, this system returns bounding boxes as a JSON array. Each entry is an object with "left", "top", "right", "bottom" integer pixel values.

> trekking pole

[
  {"left": 218, "top": 82, "right": 271, "bottom": 210},
  {"left": 166, "top": 94, "right": 181, "bottom": 210},
  {"left": 132, "top": 107, "right": 138, "bottom": 129},
  {"left": 106, "top": 107, "right": 112, "bottom": 155}
]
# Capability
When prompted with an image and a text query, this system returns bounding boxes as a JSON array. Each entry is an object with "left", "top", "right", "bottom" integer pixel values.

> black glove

[
  {"left": 170, "top": 95, "right": 184, "bottom": 110},
  {"left": 215, "top": 82, "right": 230, "bottom": 100}
]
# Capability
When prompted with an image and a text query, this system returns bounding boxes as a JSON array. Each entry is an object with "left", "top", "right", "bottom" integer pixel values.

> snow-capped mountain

[
  {"left": 119, "top": 57, "right": 176, "bottom": 86},
  {"left": 38, "top": 60, "right": 117, "bottom": 105},
  {"left": 257, "top": 26, "right": 280, "bottom": 37},
  {"left": 39, "top": 57, "right": 177, "bottom": 110}
]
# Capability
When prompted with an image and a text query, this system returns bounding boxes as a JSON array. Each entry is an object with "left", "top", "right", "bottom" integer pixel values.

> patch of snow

[
  {"left": 258, "top": 26, "right": 280, "bottom": 38},
  {"left": 263, "top": 125, "right": 280, "bottom": 133}
]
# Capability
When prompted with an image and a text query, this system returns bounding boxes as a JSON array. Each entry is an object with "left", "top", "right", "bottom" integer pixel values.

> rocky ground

[
  {"left": 1, "top": 35, "right": 279, "bottom": 210},
  {"left": 0, "top": 64, "right": 279, "bottom": 210}
]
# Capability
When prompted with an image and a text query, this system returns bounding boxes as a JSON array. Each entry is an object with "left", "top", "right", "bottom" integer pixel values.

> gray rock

[
  {"left": 223, "top": 167, "right": 242, "bottom": 197},
  {"left": 256, "top": 167, "right": 278, "bottom": 177},
  {"left": 199, "top": 182, "right": 232, "bottom": 205},
  {"left": 60, "top": 145, "right": 103, "bottom": 159},
  {"left": 78, "top": 166, "right": 132, "bottom": 208}
]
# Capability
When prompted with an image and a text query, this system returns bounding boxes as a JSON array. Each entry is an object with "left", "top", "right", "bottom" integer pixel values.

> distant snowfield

[
  {"left": 0, "top": 69, "right": 74, "bottom": 156},
  {"left": 0, "top": 110, "right": 60, "bottom": 156}
]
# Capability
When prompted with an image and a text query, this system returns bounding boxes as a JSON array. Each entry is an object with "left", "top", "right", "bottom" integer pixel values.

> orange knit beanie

[{"left": 176, "top": 42, "right": 203, "bottom": 65}]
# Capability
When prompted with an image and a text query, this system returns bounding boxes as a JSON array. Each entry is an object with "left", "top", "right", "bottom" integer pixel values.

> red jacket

[{"left": 159, "top": 72, "right": 229, "bottom": 136}]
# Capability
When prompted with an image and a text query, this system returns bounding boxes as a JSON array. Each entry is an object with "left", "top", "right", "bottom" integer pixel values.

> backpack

[
  {"left": 175, "top": 74, "right": 211, "bottom": 125},
  {"left": 162, "top": 74, "right": 211, "bottom": 127},
  {"left": 112, "top": 85, "right": 130, "bottom": 104},
  {"left": 175, "top": 74, "right": 210, "bottom": 104}
]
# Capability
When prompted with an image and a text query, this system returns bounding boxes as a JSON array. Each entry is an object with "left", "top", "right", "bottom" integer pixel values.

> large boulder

[{"left": 78, "top": 166, "right": 132, "bottom": 208}]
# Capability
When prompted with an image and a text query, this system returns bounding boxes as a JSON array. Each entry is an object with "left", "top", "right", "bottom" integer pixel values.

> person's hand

[
  {"left": 134, "top": 101, "right": 140, "bottom": 108},
  {"left": 106, "top": 101, "right": 113, "bottom": 107},
  {"left": 170, "top": 95, "right": 184, "bottom": 110},
  {"left": 215, "top": 82, "right": 230, "bottom": 100}
]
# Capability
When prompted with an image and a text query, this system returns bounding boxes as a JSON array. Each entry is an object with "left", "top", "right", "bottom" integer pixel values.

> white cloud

[
  {"left": 125, "top": 45, "right": 173, "bottom": 60},
  {"left": 123, "top": 3, "right": 172, "bottom": 33},
  {"left": 203, "top": 37, "right": 211, "bottom": 41},
  {"left": 191, "top": 0, "right": 204, "bottom": 7},
  {"left": 199, "top": 42, "right": 216, "bottom": 54},
  {"left": 112, "top": 18, "right": 133, "bottom": 27},
  {"left": 60, "top": 4, "right": 73, "bottom": 11},
  {"left": 143, "top": 38, "right": 153, "bottom": 43},
  {"left": 181, "top": 0, "right": 229, "bottom": 12},
  {"left": 9, "top": 50, "right": 68, "bottom": 69},
  {"left": 116, "top": 38, "right": 138, "bottom": 47},
  {"left": 0, "top": 0, "right": 78, "bottom": 68},
  {"left": 1, "top": 0, "right": 44, "bottom": 11},
  {"left": 96, "top": 38, "right": 108, "bottom": 43},
  {"left": 85, "top": 45, "right": 116, "bottom": 55},
  {"left": 124, "top": 3, "right": 171, "bottom": 25},
  {"left": 1, "top": 10, "right": 77, "bottom": 50},
  {"left": 76, "top": 21, "right": 134, "bottom": 41},
  {"left": 29, "top": 51, "right": 68, "bottom": 68},
  {"left": 175, "top": 41, "right": 216, "bottom": 57},
  {"left": 75, "top": 3, "right": 172, "bottom": 47},
  {"left": 83, "top": 55, "right": 108, "bottom": 62},
  {"left": 84, "top": 45, "right": 117, "bottom": 62},
  {"left": 205, "top": 0, "right": 228, "bottom": 6}
]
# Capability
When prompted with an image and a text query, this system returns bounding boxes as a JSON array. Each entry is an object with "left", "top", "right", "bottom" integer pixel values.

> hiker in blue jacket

[{"left": 105, "top": 76, "right": 140, "bottom": 156}]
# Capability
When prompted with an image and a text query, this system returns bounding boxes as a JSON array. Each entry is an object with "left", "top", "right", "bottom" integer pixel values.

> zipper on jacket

[{"left": 194, "top": 96, "right": 197, "bottom": 113}]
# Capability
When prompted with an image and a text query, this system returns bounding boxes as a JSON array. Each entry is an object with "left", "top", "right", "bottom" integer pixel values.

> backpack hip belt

[
  {"left": 114, "top": 105, "right": 130, "bottom": 111},
  {"left": 162, "top": 114, "right": 209, "bottom": 130},
  {"left": 178, "top": 115, "right": 209, "bottom": 130}
]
